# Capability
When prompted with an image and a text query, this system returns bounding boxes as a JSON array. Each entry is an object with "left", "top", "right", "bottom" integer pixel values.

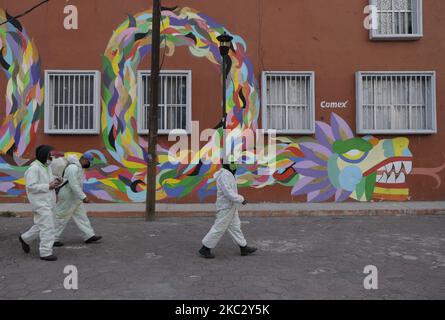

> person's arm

[
  {"left": 25, "top": 166, "right": 51, "bottom": 194},
  {"left": 217, "top": 173, "right": 245, "bottom": 204},
  {"left": 65, "top": 166, "right": 87, "bottom": 201}
]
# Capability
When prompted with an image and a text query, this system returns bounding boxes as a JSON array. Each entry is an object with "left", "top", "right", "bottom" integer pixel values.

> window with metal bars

[
  {"left": 356, "top": 72, "right": 436, "bottom": 134},
  {"left": 261, "top": 72, "right": 315, "bottom": 134},
  {"left": 138, "top": 71, "right": 191, "bottom": 134},
  {"left": 370, "top": 0, "right": 423, "bottom": 39},
  {"left": 44, "top": 71, "right": 100, "bottom": 134}
]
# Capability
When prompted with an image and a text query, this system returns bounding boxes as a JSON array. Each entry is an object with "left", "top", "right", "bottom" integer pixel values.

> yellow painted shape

[
  {"left": 374, "top": 187, "right": 409, "bottom": 196},
  {"left": 16, "top": 178, "right": 26, "bottom": 186},
  {"left": 393, "top": 137, "right": 409, "bottom": 157}
]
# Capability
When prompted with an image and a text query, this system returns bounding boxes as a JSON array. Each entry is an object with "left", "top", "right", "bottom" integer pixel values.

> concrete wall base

[{"left": 2, "top": 202, "right": 445, "bottom": 218}]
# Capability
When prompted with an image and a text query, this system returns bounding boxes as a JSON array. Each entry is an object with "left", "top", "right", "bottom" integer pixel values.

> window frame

[
  {"left": 356, "top": 71, "right": 437, "bottom": 135},
  {"left": 261, "top": 71, "right": 316, "bottom": 135},
  {"left": 369, "top": 0, "right": 423, "bottom": 40},
  {"left": 137, "top": 70, "right": 192, "bottom": 135},
  {"left": 44, "top": 70, "right": 101, "bottom": 135}
]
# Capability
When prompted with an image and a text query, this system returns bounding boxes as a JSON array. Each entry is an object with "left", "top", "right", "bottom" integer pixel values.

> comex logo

[{"left": 321, "top": 101, "right": 349, "bottom": 109}]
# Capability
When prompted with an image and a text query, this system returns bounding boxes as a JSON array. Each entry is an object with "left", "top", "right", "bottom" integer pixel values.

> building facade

[{"left": 0, "top": 0, "right": 444, "bottom": 205}]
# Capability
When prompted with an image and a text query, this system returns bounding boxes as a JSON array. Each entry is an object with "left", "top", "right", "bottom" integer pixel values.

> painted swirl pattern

[{"left": 0, "top": 7, "right": 416, "bottom": 203}]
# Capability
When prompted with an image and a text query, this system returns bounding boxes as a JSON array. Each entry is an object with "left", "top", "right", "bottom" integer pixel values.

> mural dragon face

[
  {"left": 332, "top": 137, "right": 413, "bottom": 201},
  {"left": 291, "top": 113, "right": 414, "bottom": 202}
]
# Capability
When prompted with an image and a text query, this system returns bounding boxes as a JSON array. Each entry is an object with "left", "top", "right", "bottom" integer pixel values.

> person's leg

[
  {"left": 36, "top": 207, "right": 56, "bottom": 258},
  {"left": 202, "top": 207, "right": 235, "bottom": 249},
  {"left": 54, "top": 208, "right": 72, "bottom": 243},
  {"left": 227, "top": 210, "right": 247, "bottom": 247},
  {"left": 21, "top": 223, "right": 40, "bottom": 245},
  {"left": 53, "top": 198, "right": 79, "bottom": 244},
  {"left": 228, "top": 210, "right": 257, "bottom": 256},
  {"left": 72, "top": 204, "right": 95, "bottom": 241}
]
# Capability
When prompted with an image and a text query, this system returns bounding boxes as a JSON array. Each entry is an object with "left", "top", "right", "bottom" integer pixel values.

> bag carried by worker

[{"left": 50, "top": 155, "right": 76, "bottom": 195}]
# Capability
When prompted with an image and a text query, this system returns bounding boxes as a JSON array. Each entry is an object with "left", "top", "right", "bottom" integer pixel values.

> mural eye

[{"left": 340, "top": 149, "right": 368, "bottom": 163}]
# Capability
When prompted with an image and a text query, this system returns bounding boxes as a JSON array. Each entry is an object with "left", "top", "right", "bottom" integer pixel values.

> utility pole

[
  {"left": 146, "top": 0, "right": 161, "bottom": 221},
  {"left": 221, "top": 55, "right": 227, "bottom": 130}
]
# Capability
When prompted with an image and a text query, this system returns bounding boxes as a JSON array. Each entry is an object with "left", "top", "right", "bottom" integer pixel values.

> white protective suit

[
  {"left": 21, "top": 161, "right": 56, "bottom": 258},
  {"left": 53, "top": 155, "right": 95, "bottom": 242},
  {"left": 202, "top": 168, "right": 247, "bottom": 249},
  {"left": 49, "top": 156, "right": 68, "bottom": 180}
]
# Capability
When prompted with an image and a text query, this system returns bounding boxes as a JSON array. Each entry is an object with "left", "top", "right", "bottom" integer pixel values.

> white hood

[{"left": 67, "top": 154, "right": 80, "bottom": 164}]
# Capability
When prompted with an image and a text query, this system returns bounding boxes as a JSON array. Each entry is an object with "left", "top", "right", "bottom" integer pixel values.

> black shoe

[
  {"left": 53, "top": 241, "right": 64, "bottom": 247},
  {"left": 40, "top": 255, "right": 58, "bottom": 262},
  {"left": 19, "top": 236, "right": 30, "bottom": 254},
  {"left": 240, "top": 246, "right": 257, "bottom": 256},
  {"left": 199, "top": 246, "right": 215, "bottom": 259},
  {"left": 85, "top": 235, "right": 102, "bottom": 244}
]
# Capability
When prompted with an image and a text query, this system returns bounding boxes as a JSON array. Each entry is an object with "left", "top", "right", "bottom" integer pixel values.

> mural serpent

[
  {"left": 0, "top": 8, "right": 43, "bottom": 196},
  {"left": 0, "top": 6, "right": 442, "bottom": 203}
]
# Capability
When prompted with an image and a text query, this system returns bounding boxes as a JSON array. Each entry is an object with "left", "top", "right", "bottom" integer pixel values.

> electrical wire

[
  {"left": 159, "top": 11, "right": 168, "bottom": 71},
  {"left": 0, "top": 0, "right": 51, "bottom": 26},
  {"left": 159, "top": 3, "right": 178, "bottom": 71}
]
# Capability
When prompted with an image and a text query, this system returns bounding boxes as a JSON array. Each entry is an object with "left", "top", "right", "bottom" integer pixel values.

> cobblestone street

[{"left": 1, "top": 215, "right": 445, "bottom": 300}]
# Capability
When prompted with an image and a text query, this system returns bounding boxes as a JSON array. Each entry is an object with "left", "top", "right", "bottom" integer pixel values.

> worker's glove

[{"left": 49, "top": 180, "right": 59, "bottom": 190}]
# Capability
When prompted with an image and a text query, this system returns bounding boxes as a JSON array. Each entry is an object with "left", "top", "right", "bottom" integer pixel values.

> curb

[{"left": 7, "top": 209, "right": 445, "bottom": 218}]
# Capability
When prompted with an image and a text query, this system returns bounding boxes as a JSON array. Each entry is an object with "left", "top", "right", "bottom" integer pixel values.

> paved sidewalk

[
  {"left": 3, "top": 201, "right": 445, "bottom": 217},
  {"left": 0, "top": 215, "right": 445, "bottom": 300}
]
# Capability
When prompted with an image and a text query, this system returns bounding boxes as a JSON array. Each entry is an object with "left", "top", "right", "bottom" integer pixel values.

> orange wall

[{"left": 0, "top": 0, "right": 444, "bottom": 203}]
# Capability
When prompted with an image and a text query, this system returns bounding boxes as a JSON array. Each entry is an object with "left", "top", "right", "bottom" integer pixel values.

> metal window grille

[
  {"left": 139, "top": 71, "right": 190, "bottom": 133},
  {"left": 263, "top": 73, "right": 314, "bottom": 133},
  {"left": 45, "top": 71, "right": 100, "bottom": 134},
  {"left": 374, "top": 0, "right": 421, "bottom": 36},
  {"left": 358, "top": 72, "right": 436, "bottom": 133}
]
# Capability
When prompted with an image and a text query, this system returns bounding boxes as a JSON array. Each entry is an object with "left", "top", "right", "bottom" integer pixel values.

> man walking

[
  {"left": 199, "top": 163, "right": 257, "bottom": 259},
  {"left": 53, "top": 153, "right": 102, "bottom": 247},
  {"left": 19, "top": 145, "right": 60, "bottom": 261}
]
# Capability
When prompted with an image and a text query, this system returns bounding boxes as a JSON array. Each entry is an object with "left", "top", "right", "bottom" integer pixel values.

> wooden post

[{"left": 146, "top": 0, "right": 161, "bottom": 221}]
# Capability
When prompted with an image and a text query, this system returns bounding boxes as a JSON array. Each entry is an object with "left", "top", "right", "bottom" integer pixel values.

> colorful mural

[
  {"left": 0, "top": 6, "right": 440, "bottom": 203},
  {"left": 99, "top": 7, "right": 261, "bottom": 201},
  {"left": 290, "top": 115, "right": 413, "bottom": 202},
  {"left": 0, "top": 8, "right": 43, "bottom": 197}
]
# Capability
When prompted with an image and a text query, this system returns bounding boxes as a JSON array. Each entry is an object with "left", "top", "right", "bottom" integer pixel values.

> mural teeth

[
  {"left": 403, "top": 161, "right": 413, "bottom": 174},
  {"left": 381, "top": 172, "right": 388, "bottom": 183},
  {"left": 396, "top": 172, "right": 406, "bottom": 184},
  {"left": 376, "top": 174, "right": 383, "bottom": 182},
  {"left": 385, "top": 163, "right": 393, "bottom": 173},
  {"left": 388, "top": 172, "right": 396, "bottom": 183},
  {"left": 394, "top": 161, "right": 402, "bottom": 173}
]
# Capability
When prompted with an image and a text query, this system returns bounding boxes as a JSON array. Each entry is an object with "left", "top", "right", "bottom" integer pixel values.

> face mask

[
  {"left": 46, "top": 160, "right": 52, "bottom": 166},
  {"left": 223, "top": 164, "right": 237, "bottom": 175}
]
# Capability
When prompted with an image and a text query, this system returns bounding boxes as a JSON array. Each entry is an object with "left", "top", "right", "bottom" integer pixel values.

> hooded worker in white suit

[
  {"left": 199, "top": 163, "right": 257, "bottom": 259},
  {"left": 52, "top": 152, "right": 102, "bottom": 246},
  {"left": 19, "top": 145, "right": 60, "bottom": 261}
]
